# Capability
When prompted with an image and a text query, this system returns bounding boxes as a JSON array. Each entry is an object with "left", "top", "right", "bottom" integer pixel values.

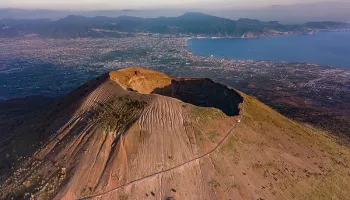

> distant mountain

[
  {"left": 207, "top": 2, "right": 350, "bottom": 24},
  {"left": 2, "top": 2, "right": 350, "bottom": 24},
  {"left": 0, "top": 8, "right": 70, "bottom": 20},
  {"left": 0, "top": 12, "right": 349, "bottom": 38},
  {"left": 0, "top": 8, "right": 185, "bottom": 20}
]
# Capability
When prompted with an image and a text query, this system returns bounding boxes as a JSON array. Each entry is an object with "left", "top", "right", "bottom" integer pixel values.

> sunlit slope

[
  {"left": 218, "top": 95, "right": 350, "bottom": 200},
  {"left": 87, "top": 93, "right": 350, "bottom": 200},
  {"left": 0, "top": 68, "right": 349, "bottom": 200},
  {"left": 109, "top": 67, "right": 172, "bottom": 94}
]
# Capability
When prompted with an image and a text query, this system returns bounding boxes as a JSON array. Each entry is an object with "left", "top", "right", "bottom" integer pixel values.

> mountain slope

[
  {"left": 1, "top": 12, "right": 349, "bottom": 38},
  {"left": 0, "top": 68, "right": 349, "bottom": 200}
]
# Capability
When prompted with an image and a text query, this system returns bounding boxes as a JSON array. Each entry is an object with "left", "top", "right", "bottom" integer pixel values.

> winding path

[{"left": 78, "top": 103, "right": 244, "bottom": 200}]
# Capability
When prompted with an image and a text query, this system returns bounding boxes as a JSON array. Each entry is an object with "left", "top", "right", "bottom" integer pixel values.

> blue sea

[{"left": 188, "top": 32, "right": 350, "bottom": 68}]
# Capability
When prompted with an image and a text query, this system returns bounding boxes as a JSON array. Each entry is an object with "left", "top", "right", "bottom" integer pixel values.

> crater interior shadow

[{"left": 152, "top": 78, "right": 243, "bottom": 116}]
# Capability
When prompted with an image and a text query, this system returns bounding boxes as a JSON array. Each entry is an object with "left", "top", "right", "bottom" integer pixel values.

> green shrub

[{"left": 91, "top": 95, "right": 146, "bottom": 133}]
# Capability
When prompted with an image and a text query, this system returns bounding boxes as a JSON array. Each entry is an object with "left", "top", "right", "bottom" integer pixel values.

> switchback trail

[{"left": 78, "top": 102, "right": 244, "bottom": 200}]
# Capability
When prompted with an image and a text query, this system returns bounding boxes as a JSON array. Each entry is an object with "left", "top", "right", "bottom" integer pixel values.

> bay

[{"left": 188, "top": 32, "right": 350, "bottom": 68}]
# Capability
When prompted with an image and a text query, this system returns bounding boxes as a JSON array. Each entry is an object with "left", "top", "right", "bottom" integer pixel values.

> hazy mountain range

[
  {"left": 0, "top": 12, "right": 349, "bottom": 38},
  {"left": 1, "top": 2, "right": 350, "bottom": 24}
]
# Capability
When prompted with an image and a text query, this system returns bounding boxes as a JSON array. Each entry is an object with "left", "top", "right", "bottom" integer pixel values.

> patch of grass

[
  {"left": 257, "top": 141, "right": 266, "bottom": 147},
  {"left": 188, "top": 106, "right": 224, "bottom": 124},
  {"left": 244, "top": 95, "right": 349, "bottom": 156},
  {"left": 293, "top": 171, "right": 350, "bottom": 200},
  {"left": 219, "top": 136, "right": 240, "bottom": 164},
  {"left": 240, "top": 95, "right": 350, "bottom": 199},
  {"left": 198, "top": 134, "right": 205, "bottom": 141},
  {"left": 208, "top": 130, "right": 220, "bottom": 142},
  {"left": 81, "top": 186, "right": 94, "bottom": 196},
  {"left": 187, "top": 135, "right": 196, "bottom": 144},
  {"left": 251, "top": 162, "right": 275, "bottom": 172},
  {"left": 185, "top": 122, "right": 205, "bottom": 141},
  {"left": 91, "top": 95, "right": 146, "bottom": 132},
  {"left": 119, "top": 194, "right": 129, "bottom": 200},
  {"left": 208, "top": 179, "right": 220, "bottom": 188}
]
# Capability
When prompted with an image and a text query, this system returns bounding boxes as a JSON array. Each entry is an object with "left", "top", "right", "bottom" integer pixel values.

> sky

[{"left": 0, "top": 0, "right": 348, "bottom": 10}]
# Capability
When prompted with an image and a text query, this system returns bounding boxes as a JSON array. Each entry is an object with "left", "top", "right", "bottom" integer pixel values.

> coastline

[
  {"left": 186, "top": 31, "right": 350, "bottom": 69},
  {"left": 186, "top": 29, "right": 350, "bottom": 41}
]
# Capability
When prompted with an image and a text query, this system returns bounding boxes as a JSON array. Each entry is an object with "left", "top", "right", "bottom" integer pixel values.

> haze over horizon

[
  {"left": 1, "top": 0, "right": 349, "bottom": 10},
  {"left": 1, "top": 1, "right": 350, "bottom": 24}
]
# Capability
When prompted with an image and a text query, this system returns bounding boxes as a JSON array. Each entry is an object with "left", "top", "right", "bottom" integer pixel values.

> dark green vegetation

[
  {"left": 91, "top": 95, "right": 146, "bottom": 132},
  {"left": 0, "top": 96, "right": 56, "bottom": 141},
  {"left": 271, "top": 102, "right": 350, "bottom": 140},
  {"left": 1, "top": 12, "right": 349, "bottom": 38}
]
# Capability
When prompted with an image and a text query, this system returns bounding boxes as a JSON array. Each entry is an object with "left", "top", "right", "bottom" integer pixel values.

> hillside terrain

[
  {"left": 0, "top": 68, "right": 349, "bottom": 200},
  {"left": 0, "top": 12, "right": 349, "bottom": 38},
  {"left": 0, "top": 96, "right": 56, "bottom": 141}
]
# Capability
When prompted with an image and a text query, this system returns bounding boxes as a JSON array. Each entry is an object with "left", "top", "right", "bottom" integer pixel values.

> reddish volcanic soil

[{"left": 0, "top": 68, "right": 349, "bottom": 200}]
